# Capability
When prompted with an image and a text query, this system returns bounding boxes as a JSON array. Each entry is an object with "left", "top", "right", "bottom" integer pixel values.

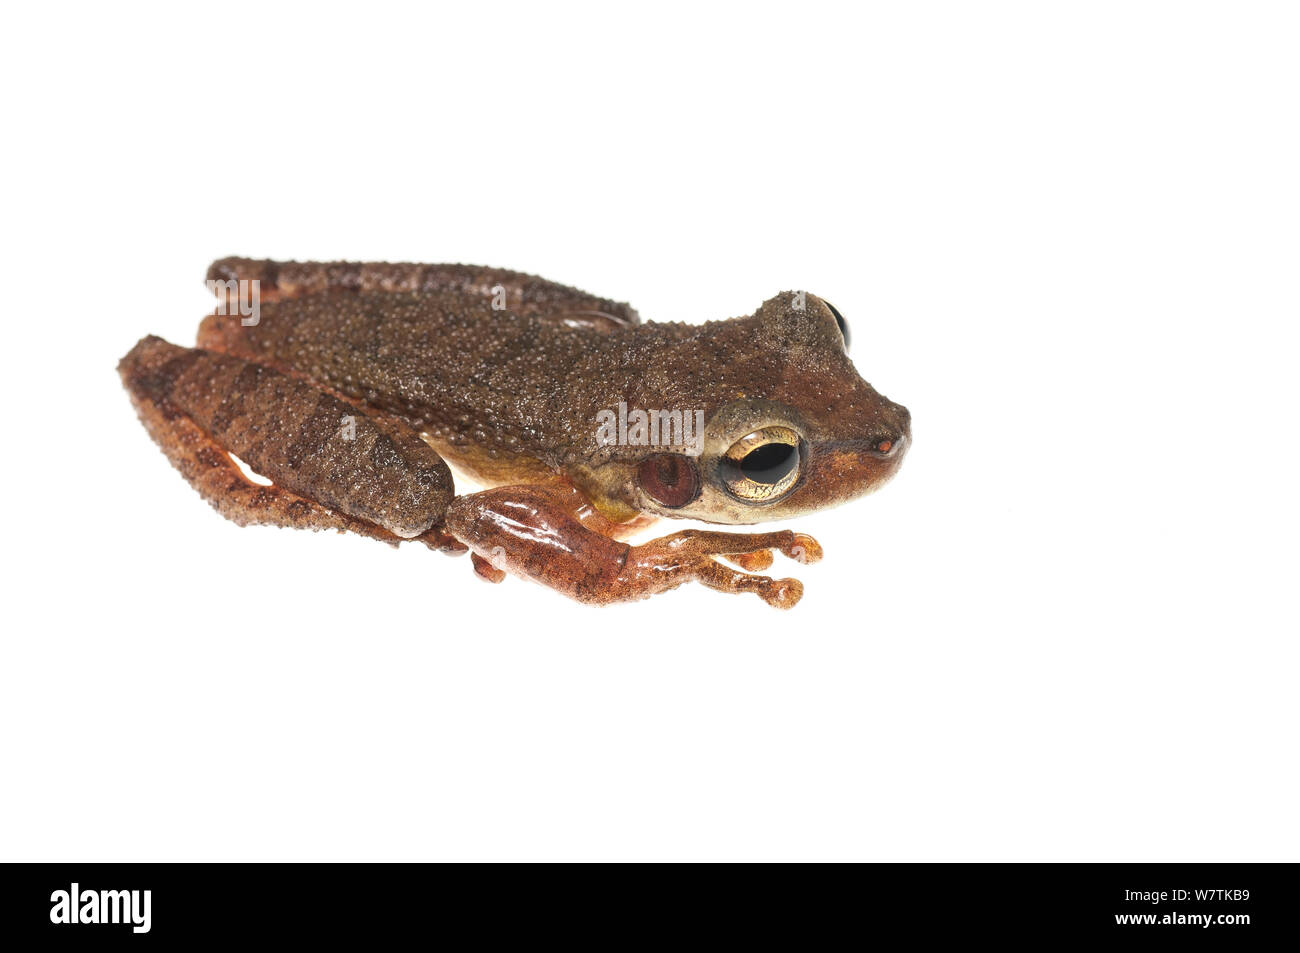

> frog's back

[
  {"left": 196, "top": 259, "right": 752, "bottom": 484},
  {"left": 198, "top": 289, "right": 667, "bottom": 483}
]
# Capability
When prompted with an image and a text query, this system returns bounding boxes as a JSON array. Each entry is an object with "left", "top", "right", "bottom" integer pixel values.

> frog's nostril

[{"left": 873, "top": 430, "right": 908, "bottom": 457}]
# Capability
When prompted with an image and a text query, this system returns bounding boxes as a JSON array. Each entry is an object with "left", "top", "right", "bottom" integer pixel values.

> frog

[{"left": 118, "top": 258, "right": 910, "bottom": 608}]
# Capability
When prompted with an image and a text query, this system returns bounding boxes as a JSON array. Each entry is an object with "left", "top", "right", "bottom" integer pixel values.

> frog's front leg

[{"left": 443, "top": 483, "right": 821, "bottom": 608}]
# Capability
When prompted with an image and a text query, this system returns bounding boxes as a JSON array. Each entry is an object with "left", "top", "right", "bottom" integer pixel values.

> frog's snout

[
  {"left": 845, "top": 398, "right": 911, "bottom": 490},
  {"left": 870, "top": 401, "right": 911, "bottom": 458}
]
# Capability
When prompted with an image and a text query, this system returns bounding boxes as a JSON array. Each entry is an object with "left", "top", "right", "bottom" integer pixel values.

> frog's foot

[
  {"left": 417, "top": 525, "right": 470, "bottom": 555},
  {"left": 627, "top": 530, "right": 823, "bottom": 608},
  {"left": 443, "top": 484, "right": 821, "bottom": 608},
  {"left": 470, "top": 552, "right": 507, "bottom": 583}
]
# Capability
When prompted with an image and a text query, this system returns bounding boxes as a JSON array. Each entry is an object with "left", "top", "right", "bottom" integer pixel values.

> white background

[{"left": 2, "top": 2, "right": 1296, "bottom": 861}]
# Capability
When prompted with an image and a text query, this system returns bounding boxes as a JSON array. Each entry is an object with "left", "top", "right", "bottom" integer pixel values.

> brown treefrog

[{"left": 119, "top": 259, "right": 910, "bottom": 607}]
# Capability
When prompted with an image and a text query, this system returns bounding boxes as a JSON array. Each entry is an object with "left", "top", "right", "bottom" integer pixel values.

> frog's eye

[
  {"left": 720, "top": 426, "right": 803, "bottom": 503},
  {"left": 823, "top": 300, "right": 851, "bottom": 350}
]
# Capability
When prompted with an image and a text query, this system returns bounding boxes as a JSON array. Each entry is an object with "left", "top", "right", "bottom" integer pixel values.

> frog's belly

[{"left": 416, "top": 430, "right": 556, "bottom": 489}]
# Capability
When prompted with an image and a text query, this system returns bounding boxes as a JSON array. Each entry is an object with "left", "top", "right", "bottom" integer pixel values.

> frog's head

[{"left": 630, "top": 292, "right": 910, "bottom": 525}]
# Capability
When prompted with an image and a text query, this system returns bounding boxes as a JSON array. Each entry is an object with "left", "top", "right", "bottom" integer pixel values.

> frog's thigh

[
  {"left": 127, "top": 386, "right": 400, "bottom": 543},
  {"left": 443, "top": 484, "right": 820, "bottom": 608},
  {"left": 118, "top": 336, "right": 462, "bottom": 551}
]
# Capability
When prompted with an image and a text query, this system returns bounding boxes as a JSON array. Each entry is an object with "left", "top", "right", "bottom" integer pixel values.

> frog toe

[
  {"left": 726, "top": 549, "right": 775, "bottom": 572},
  {"left": 696, "top": 559, "right": 805, "bottom": 608},
  {"left": 786, "top": 533, "right": 823, "bottom": 565}
]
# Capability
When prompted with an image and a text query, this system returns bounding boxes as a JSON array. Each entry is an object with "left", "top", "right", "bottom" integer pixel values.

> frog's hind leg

[
  {"left": 206, "top": 257, "right": 640, "bottom": 328},
  {"left": 118, "top": 335, "right": 464, "bottom": 552}
]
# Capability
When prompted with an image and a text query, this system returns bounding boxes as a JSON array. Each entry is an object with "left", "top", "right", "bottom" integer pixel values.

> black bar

[{"left": 0, "top": 862, "right": 1291, "bottom": 944}]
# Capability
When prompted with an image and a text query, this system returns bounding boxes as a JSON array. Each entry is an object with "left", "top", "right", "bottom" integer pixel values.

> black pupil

[{"left": 740, "top": 443, "right": 797, "bottom": 484}]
